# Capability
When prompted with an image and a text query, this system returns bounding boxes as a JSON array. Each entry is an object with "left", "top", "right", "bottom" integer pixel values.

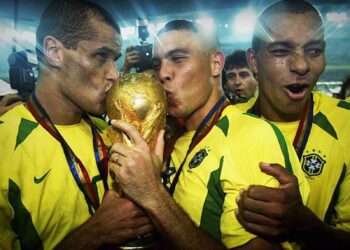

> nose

[
  {"left": 158, "top": 61, "right": 172, "bottom": 84},
  {"left": 233, "top": 77, "right": 242, "bottom": 87},
  {"left": 290, "top": 52, "right": 310, "bottom": 76},
  {"left": 105, "top": 61, "right": 119, "bottom": 90}
]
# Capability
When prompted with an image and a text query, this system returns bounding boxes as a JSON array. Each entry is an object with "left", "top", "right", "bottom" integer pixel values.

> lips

[{"left": 283, "top": 84, "right": 309, "bottom": 101}]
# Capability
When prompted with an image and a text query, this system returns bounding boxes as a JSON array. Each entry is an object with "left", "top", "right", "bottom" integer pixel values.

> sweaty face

[
  {"left": 225, "top": 67, "right": 257, "bottom": 101},
  {"left": 251, "top": 11, "right": 325, "bottom": 121},
  {"left": 153, "top": 30, "right": 214, "bottom": 121},
  {"left": 59, "top": 18, "right": 122, "bottom": 115}
]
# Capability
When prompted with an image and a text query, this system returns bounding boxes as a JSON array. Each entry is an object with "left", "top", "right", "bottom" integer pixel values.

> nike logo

[{"left": 34, "top": 169, "right": 51, "bottom": 184}]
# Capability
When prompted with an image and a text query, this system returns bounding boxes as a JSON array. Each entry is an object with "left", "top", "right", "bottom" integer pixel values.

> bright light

[
  {"left": 233, "top": 8, "right": 257, "bottom": 41},
  {"left": 0, "top": 25, "right": 36, "bottom": 46},
  {"left": 121, "top": 26, "right": 136, "bottom": 40},
  {"left": 155, "top": 22, "right": 166, "bottom": 32},
  {"left": 196, "top": 17, "right": 214, "bottom": 31},
  {"left": 17, "top": 31, "right": 36, "bottom": 45},
  {"left": 327, "top": 12, "right": 348, "bottom": 28}
]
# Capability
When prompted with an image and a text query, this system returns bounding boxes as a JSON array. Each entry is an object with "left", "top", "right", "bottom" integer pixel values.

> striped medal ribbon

[
  {"left": 26, "top": 93, "right": 109, "bottom": 212},
  {"left": 168, "top": 96, "right": 231, "bottom": 196}
]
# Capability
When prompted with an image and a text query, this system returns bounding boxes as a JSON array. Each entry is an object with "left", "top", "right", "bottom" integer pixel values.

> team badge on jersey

[
  {"left": 189, "top": 148, "right": 208, "bottom": 169},
  {"left": 302, "top": 153, "right": 326, "bottom": 176}
]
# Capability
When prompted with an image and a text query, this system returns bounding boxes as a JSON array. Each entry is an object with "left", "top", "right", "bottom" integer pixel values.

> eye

[
  {"left": 307, "top": 48, "right": 324, "bottom": 57},
  {"left": 270, "top": 49, "right": 290, "bottom": 56},
  {"left": 239, "top": 72, "right": 250, "bottom": 78},
  {"left": 171, "top": 55, "right": 186, "bottom": 63},
  {"left": 96, "top": 52, "right": 108, "bottom": 62},
  {"left": 226, "top": 73, "right": 235, "bottom": 80}
]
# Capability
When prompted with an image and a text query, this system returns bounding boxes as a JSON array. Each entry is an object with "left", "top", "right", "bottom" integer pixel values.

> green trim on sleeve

[
  {"left": 337, "top": 100, "right": 350, "bottom": 110},
  {"left": 15, "top": 118, "right": 38, "bottom": 149},
  {"left": 199, "top": 156, "right": 225, "bottom": 241},
  {"left": 313, "top": 112, "right": 338, "bottom": 140},
  {"left": 8, "top": 179, "right": 43, "bottom": 250},
  {"left": 0, "top": 120, "right": 3, "bottom": 124},
  {"left": 324, "top": 164, "right": 347, "bottom": 225}
]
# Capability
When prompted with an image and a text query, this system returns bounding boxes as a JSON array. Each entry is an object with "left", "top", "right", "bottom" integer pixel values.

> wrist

[{"left": 140, "top": 183, "right": 168, "bottom": 212}]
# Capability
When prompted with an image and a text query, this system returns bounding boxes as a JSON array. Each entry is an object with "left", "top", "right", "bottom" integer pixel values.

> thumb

[
  {"left": 259, "top": 162, "right": 294, "bottom": 186},
  {"left": 154, "top": 129, "right": 165, "bottom": 162}
]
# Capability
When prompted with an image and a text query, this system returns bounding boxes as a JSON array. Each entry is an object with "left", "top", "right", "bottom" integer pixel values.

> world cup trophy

[{"left": 105, "top": 70, "right": 167, "bottom": 249}]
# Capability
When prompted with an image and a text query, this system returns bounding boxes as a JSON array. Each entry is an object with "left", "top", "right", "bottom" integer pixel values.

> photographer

[
  {"left": 122, "top": 18, "right": 153, "bottom": 74},
  {"left": 121, "top": 45, "right": 141, "bottom": 75}
]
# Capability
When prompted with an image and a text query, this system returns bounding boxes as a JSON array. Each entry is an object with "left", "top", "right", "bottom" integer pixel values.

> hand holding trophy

[{"left": 105, "top": 70, "right": 167, "bottom": 249}]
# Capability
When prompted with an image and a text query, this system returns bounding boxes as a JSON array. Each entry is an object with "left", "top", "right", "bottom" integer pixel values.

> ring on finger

[{"left": 113, "top": 153, "right": 120, "bottom": 164}]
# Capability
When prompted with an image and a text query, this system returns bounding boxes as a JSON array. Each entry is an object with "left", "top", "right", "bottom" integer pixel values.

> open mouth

[
  {"left": 284, "top": 84, "right": 309, "bottom": 100},
  {"left": 285, "top": 84, "right": 308, "bottom": 94}
]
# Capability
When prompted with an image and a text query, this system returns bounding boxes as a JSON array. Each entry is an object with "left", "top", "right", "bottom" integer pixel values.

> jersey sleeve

[{"left": 219, "top": 116, "right": 309, "bottom": 249}]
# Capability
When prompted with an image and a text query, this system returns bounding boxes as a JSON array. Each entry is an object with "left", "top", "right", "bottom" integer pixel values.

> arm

[
  {"left": 0, "top": 94, "right": 22, "bottom": 115},
  {"left": 235, "top": 163, "right": 350, "bottom": 250},
  {"left": 55, "top": 190, "right": 154, "bottom": 250},
  {"left": 109, "top": 120, "right": 226, "bottom": 250}
]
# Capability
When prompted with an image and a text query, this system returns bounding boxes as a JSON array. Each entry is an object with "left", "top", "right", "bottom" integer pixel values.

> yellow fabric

[
  {"left": 166, "top": 105, "right": 309, "bottom": 249},
  {"left": 238, "top": 92, "right": 350, "bottom": 231},
  {"left": 0, "top": 104, "right": 108, "bottom": 249}
]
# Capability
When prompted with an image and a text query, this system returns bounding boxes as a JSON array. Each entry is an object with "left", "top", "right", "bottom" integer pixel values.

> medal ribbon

[
  {"left": 168, "top": 96, "right": 231, "bottom": 195},
  {"left": 292, "top": 95, "right": 313, "bottom": 159},
  {"left": 251, "top": 94, "right": 314, "bottom": 160},
  {"left": 26, "top": 93, "right": 109, "bottom": 211}
]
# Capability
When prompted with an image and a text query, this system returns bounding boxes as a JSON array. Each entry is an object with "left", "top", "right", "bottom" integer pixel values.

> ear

[
  {"left": 211, "top": 51, "right": 225, "bottom": 77},
  {"left": 246, "top": 48, "right": 258, "bottom": 74},
  {"left": 43, "top": 36, "right": 64, "bottom": 68}
]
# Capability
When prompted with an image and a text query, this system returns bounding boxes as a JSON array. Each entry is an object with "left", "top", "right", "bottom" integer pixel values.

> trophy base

[{"left": 118, "top": 233, "right": 160, "bottom": 249}]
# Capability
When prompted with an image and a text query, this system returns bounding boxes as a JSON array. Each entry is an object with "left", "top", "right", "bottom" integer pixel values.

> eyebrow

[
  {"left": 152, "top": 48, "right": 190, "bottom": 62},
  {"left": 94, "top": 46, "right": 122, "bottom": 59},
  {"left": 267, "top": 39, "right": 325, "bottom": 49}
]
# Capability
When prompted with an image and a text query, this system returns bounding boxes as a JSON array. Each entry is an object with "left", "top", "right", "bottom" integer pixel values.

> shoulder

[
  {"left": 0, "top": 104, "right": 35, "bottom": 134},
  {"left": 313, "top": 92, "right": 350, "bottom": 140}
]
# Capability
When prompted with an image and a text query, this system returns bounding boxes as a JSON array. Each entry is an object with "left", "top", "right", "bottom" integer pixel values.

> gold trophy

[{"left": 105, "top": 70, "right": 167, "bottom": 249}]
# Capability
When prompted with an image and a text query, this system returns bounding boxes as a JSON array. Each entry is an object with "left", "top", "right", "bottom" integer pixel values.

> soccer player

[
  {"left": 0, "top": 1, "right": 153, "bottom": 249},
  {"left": 109, "top": 19, "right": 309, "bottom": 249},
  {"left": 235, "top": 1, "right": 350, "bottom": 249}
]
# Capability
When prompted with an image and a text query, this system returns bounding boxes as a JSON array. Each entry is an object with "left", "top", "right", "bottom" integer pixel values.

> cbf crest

[
  {"left": 189, "top": 148, "right": 208, "bottom": 169},
  {"left": 302, "top": 153, "right": 326, "bottom": 176}
]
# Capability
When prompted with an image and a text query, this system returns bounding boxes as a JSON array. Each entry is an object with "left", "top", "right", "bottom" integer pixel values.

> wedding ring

[{"left": 114, "top": 153, "right": 120, "bottom": 164}]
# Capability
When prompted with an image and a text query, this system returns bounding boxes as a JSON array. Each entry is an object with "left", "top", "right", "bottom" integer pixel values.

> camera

[
  {"left": 8, "top": 49, "right": 38, "bottom": 100},
  {"left": 134, "top": 18, "right": 153, "bottom": 72}
]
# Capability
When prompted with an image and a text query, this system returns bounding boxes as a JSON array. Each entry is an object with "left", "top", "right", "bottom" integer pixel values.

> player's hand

[
  {"left": 90, "top": 190, "right": 154, "bottom": 245},
  {"left": 235, "top": 162, "right": 315, "bottom": 241},
  {"left": 108, "top": 119, "right": 165, "bottom": 208}
]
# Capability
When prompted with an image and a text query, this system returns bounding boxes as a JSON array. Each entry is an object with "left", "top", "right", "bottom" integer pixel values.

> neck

[
  {"left": 34, "top": 74, "right": 83, "bottom": 125},
  {"left": 256, "top": 96, "right": 308, "bottom": 122},
  {"left": 185, "top": 92, "right": 224, "bottom": 131}
]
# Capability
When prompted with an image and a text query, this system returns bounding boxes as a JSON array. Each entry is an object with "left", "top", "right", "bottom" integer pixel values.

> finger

[
  {"left": 127, "top": 53, "right": 141, "bottom": 60},
  {"left": 154, "top": 129, "right": 165, "bottom": 162},
  {"left": 259, "top": 162, "right": 294, "bottom": 186},
  {"left": 245, "top": 185, "right": 288, "bottom": 203},
  {"left": 133, "top": 224, "right": 154, "bottom": 238},
  {"left": 237, "top": 205, "right": 282, "bottom": 227},
  {"left": 238, "top": 190, "right": 284, "bottom": 219},
  {"left": 111, "top": 120, "right": 145, "bottom": 145},
  {"left": 125, "top": 45, "right": 136, "bottom": 52}
]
